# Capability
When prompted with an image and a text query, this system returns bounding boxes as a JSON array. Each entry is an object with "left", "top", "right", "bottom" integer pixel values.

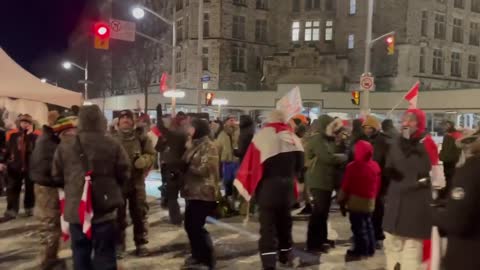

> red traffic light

[
  {"left": 94, "top": 23, "right": 110, "bottom": 39},
  {"left": 205, "top": 92, "right": 215, "bottom": 106},
  {"left": 386, "top": 36, "right": 394, "bottom": 44}
]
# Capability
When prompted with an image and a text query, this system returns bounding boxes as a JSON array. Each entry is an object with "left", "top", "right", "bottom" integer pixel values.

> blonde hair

[{"left": 266, "top": 110, "right": 288, "bottom": 124}]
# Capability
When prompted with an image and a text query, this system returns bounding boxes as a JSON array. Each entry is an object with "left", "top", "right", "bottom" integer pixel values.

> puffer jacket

[
  {"left": 182, "top": 136, "right": 220, "bottom": 202},
  {"left": 305, "top": 115, "right": 346, "bottom": 192},
  {"left": 51, "top": 105, "right": 130, "bottom": 224}
]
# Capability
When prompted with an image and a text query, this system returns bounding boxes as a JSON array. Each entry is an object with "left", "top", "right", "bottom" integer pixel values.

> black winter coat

[
  {"left": 30, "top": 126, "right": 60, "bottom": 186},
  {"left": 373, "top": 129, "right": 398, "bottom": 196},
  {"left": 6, "top": 130, "right": 37, "bottom": 173},
  {"left": 155, "top": 124, "right": 187, "bottom": 171},
  {"left": 234, "top": 116, "right": 255, "bottom": 163},
  {"left": 434, "top": 155, "right": 480, "bottom": 270}
]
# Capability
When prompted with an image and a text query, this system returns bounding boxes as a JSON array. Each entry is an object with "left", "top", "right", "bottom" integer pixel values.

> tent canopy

[{"left": 0, "top": 48, "right": 83, "bottom": 108}]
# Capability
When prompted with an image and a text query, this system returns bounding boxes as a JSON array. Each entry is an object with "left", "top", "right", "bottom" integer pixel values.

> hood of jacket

[
  {"left": 316, "top": 115, "right": 334, "bottom": 136},
  {"left": 381, "top": 119, "right": 398, "bottom": 138},
  {"left": 405, "top": 108, "right": 427, "bottom": 138},
  {"left": 77, "top": 105, "right": 107, "bottom": 133},
  {"left": 354, "top": 140, "right": 373, "bottom": 162}
]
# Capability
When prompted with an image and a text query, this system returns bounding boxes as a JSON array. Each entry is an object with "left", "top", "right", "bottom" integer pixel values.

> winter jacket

[
  {"left": 182, "top": 136, "right": 220, "bottom": 202},
  {"left": 5, "top": 129, "right": 38, "bottom": 173},
  {"left": 234, "top": 115, "right": 255, "bottom": 163},
  {"left": 30, "top": 126, "right": 60, "bottom": 186},
  {"left": 440, "top": 130, "right": 462, "bottom": 165},
  {"left": 456, "top": 131, "right": 480, "bottom": 167},
  {"left": 433, "top": 152, "right": 480, "bottom": 270},
  {"left": 51, "top": 105, "right": 130, "bottom": 224},
  {"left": 305, "top": 115, "right": 346, "bottom": 192},
  {"left": 113, "top": 128, "right": 156, "bottom": 193},
  {"left": 372, "top": 125, "right": 398, "bottom": 196},
  {"left": 155, "top": 121, "right": 188, "bottom": 171},
  {"left": 383, "top": 109, "right": 437, "bottom": 239},
  {"left": 338, "top": 140, "right": 381, "bottom": 213},
  {"left": 215, "top": 125, "right": 239, "bottom": 163}
]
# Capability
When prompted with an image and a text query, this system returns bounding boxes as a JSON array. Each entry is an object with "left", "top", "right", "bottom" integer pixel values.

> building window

[
  {"left": 419, "top": 47, "right": 426, "bottom": 73},
  {"left": 176, "top": 51, "right": 182, "bottom": 73},
  {"left": 233, "top": 0, "right": 247, "bottom": 6},
  {"left": 453, "top": 18, "right": 463, "bottom": 43},
  {"left": 348, "top": 34, "right": 355, "bottom": 49},
  {"left": 454, "top": 0, "right": 464, "bottom": 8},
  {"left": 232, "top": 46, "right": 246, "bottom": 72},
  {"left": 325, "top": 0, "right": 334, "bottom": 10},
  {"left": 176, "top": 0, "right": 183, "bottom": 11},
  {"left": 325, "top": 20, "right": 334, "bottom": 41},
  {"left": 305, "top": 0, "right": 320, "bottom": 10},
  {"left": 434, "top": 13, "right": 446, "bottom": 40},
  {"left": 473, "top": 0, "right": 480, "bottom": 12},
  {"left": 451, "top": 52, "right": 462, "bottom": 77},
  {"left": 421, "top": 11, "right": 428, "bottom": 37},
  {"left": 305, "top": 20, "right": 320, "bottom": 41},
  {"left": 292, "top": 0, "right": 300, "bottom": 12},
  {"left": 255, "top": 20, "right": 268, "bottom": 42},
  {"left": 256, "top": 0, "right": 268, "bottom": 9},
  {"left": 176, "top": 18, "right": 184, "bottom": 42},
  {"left": 470, "top": 22, "right": 480, "bottom": 46},
  {"left": 232, "top": 16, "right": 246, "bottom": 40},
  {"left": 349, "top": 0, "right": 356, "bottom": 15},
  {"left": 202, "top": 47, "right": 209, "bottom": 71},
  {"left": 292, "top": 21, "right": 300, "bottom": 41},
  {"left": 433, "top": 49, "right": 443, "bottom": 74},
  {"left": 203, "top": 13, "right": 210, "bottom": 37},
  {"left": 468, "top": 55, "right": 478, "bottom": 79}
]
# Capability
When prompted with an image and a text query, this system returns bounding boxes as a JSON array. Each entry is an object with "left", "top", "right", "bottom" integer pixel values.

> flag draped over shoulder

[{"left": 233, "top": 122, "right": 304, "bottom": 202}]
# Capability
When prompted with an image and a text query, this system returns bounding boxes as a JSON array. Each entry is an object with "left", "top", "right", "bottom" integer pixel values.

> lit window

[
  {"left": 292, "top": 21, "right": 300, "bottom": 41},
  {"left": 348, "top": 34, "right": 355, "bottom": 49},
  {"left": 325, "top": 20, "right": 334, "bottom": 41},
  {"left": 349, "top": 0, "right": 356, "bottom": 15},
  {"left": 305, "top": 21, "right": 320, "bottom": 41}
]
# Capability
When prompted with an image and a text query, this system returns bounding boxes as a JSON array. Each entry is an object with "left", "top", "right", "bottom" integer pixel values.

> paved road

[{"left": 0, "top": 173, "right": 387, "bottom": 270}]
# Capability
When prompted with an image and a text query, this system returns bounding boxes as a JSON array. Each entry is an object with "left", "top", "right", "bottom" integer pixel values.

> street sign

[
  {"left": 110, "top": 19, "right": 136, "bottom": 42},
  {"left": 201, "top": 75, "right": 211, "bottom": 82},
  {"left": 202, "top": 82, "right": 209, "bottom": 89},
  {"left": 360, "top": 75, "right": 375, "bottom": 91}
]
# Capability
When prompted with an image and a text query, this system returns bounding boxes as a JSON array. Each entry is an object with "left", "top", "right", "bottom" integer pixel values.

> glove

[{"left": 134, "top": 155, "right": 151, "bottom": 169}]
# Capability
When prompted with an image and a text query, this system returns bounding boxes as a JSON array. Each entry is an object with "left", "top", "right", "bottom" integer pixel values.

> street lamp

[
  {"left": 40, "top": 78, "right": 58, "bottom": 86},
  {"left": 132, "top": 7, "right": 146, "bottom": 19},
  {"left": 40, "top": 78, "right": 47, "bottom": 83},
  {"left": 163, "top": 90, "right": 185, "bottom": 116},
  {"left": 62, "top": 60, "right": 89, "bottom": 100},
  {"left": 212, "top": 98, "right": 228, "bottom": 119}
]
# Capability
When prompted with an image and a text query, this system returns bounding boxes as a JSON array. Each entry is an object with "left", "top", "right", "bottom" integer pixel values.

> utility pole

[
  {"left": 196, "top": 0, "right": 204, "bottom": 113},
  {"left": 361, "top": 0, "right": 374, "bottom": 116}
]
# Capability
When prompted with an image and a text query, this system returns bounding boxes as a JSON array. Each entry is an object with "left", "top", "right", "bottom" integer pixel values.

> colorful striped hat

[{"left": 53, "top": 115, "right": 78, "bottom": 134}]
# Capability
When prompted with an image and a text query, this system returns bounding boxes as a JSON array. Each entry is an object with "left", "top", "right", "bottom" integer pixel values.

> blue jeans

[
  {"left": 222, "top": 162, "right": 239, "bottom": 196},
  {"left": 70, "top": 221, "right": 117, "bottom": 270},
  {"left": 349, "top": 211, "right": 375, "bottom": 256}
]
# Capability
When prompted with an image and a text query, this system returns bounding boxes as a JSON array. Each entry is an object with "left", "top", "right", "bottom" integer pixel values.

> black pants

[
  {"left": 306, "top": 189, "right": 332, "bottom": 250},
  {"left": 70, "top": 221, "right": 117, "bottom": 270},
  {"left": 6, "top": 170, "right": 34, "bottom": 213},
  {"left": 441, "top": 162, "right": 457, "bottom": 199},
  {"left": 372, "top": 196, "right": 385, "bottom": 241},
  {"left": 164, "top": 170, "right": 182, "bottom": 225},
  {"left": 184, "top": 200, "right": 216, "bottom": 267},
  {"left": 258, "top": 203, "right": 293, "bottom": 269},
  {"left": 349, "top": 212, "right": 375, "bottom": 256}
]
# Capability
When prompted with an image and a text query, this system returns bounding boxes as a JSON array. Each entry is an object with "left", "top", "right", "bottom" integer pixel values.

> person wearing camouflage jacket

[
  {"left": 113, "top": 110, "right": 156, "bottom": 258},
  {"left": 182, "top": 118, "right": 220, "bottom": 269}
]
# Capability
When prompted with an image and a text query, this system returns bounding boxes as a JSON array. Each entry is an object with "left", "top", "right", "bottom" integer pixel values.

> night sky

[{"left": 0, "top": 0, "right": 97, "bottom": 74}]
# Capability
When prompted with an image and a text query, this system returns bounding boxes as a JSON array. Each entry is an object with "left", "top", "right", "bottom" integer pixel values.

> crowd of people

[{"left": 0, "top": 104, "right": 479, "bottom": 270}]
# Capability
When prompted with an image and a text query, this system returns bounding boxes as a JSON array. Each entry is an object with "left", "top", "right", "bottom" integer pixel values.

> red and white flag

[
  {"left": 160, "top": 72, "right": 169, "bottom": 93},
  {"left": 233, "top": 123, "right": 304, "bottom": 202},
  {"left": 405, "top": 82, "right": 420, "bottom": 109},
  {"left": 78, "top": 171, "right": 93, "bottom": 239},
  {"left": 58, "top": 189, "right": 70, "bottom": 241}
]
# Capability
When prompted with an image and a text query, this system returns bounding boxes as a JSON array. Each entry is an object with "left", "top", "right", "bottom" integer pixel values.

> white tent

[{"left": 0, "top": 48, "right": 83, "bottom": 108}]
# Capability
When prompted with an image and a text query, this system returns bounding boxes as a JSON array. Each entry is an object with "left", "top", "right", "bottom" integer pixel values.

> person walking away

[
  {"left": 50, "top": 105, "right": 130, "bottom": 270},
  {"left": 3, "top": 114, "right": 38, "bottom": 220},
  {"left": 337, "top": 140, "right": 380, "bottom": 259},
  {"left": 234, "top": 110, "right": 304, "bottom": 270},
  {"left": 215, "top": 116, "right": 240, "bottom": 215},
  {"left": 113, "top": 110, "right": 155, "bottom": 258},
  {"left": 439, "top": 121, "right": 462, "bottom": 198},
  {"left": 182, "top": 118, "right": 219, "bottom": 270},
  {"left": 432, "top": 133, "right": 480, "bottom": 270},
  {"left": 383, "top": 108, "right": 441, "bottom": 270},
  {"left": 305, "top": 116, "right": 347, "bottom": 252},
  {"left": 155, "top": 112, "right": 189, "bottom": 225},
  {"left": 30, "top": 112, "right": 77, "bottom": 270}
]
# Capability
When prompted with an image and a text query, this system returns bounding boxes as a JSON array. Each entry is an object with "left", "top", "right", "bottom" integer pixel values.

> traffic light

[
  {"left": 351, "top": 91, "right": 360, "bottom": 106},
  {"left": 94, "top": 22, "right": 110, "bottom": 50},
  {"left": 205, "top": 92, "right": 215, "bottom": 106},
  {"left": 386, "top": 35, "right": 395, "bottom": 55}
]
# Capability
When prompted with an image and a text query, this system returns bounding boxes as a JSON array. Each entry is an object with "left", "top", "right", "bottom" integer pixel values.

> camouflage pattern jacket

[{"left": 182, "top": 136, "right": 220, "bottom": 202}]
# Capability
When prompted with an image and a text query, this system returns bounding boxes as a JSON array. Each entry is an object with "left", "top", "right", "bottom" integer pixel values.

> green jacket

[
  {"left": 215, "top": 126, "right": 239, "bottom": 163},
  {"left": 305, "top": 115, "right": 344, "bottom": 191}
]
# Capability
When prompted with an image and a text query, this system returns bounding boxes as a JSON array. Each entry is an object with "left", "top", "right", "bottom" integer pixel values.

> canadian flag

[
  {"left": 78, "top": 171, "right": 93, "bottom": 239},
  {"left": 404, "top": 81, "right": 420, "bottom": 108},
  {"left": 58, "top": 189, "right": 70, "bottom": 241},
  {"left": 160, "top": 72, "right": 169, "bottom": 93}
]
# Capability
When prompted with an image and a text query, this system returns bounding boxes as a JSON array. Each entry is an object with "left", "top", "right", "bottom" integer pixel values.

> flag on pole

[
  {"left": 160, "top": 72, "right": 169, "bottom": 93},
  {"left": 276, "top": 86, "right": 303, "bottom": 120},
  {"left": 404, "top": 82, "right": 420, "bottom": 109}
]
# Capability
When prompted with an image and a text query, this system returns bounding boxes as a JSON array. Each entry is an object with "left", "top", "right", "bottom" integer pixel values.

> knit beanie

[
  {"left": 53, "top": 115, "right": 78, "bottom": 134},
  {"left": 362, "top": 115, "right": 381, "bottom": 130}
]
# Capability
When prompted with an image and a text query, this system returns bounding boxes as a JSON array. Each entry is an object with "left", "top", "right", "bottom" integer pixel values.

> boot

[
  {"left": 23, "top": 208, "right": 33, "bottom": 217},
  {"left": 279, "top": 249, "right": 294, "bottom": 267},
  {"left": 298, "top": 203, "right": 312, "bottom": 215},
  {"left": 1, "top": 210, "right": 17, "bottom": 222},
  {"left": 135, "top": 244, "right": 150, "bottom": 257}
]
